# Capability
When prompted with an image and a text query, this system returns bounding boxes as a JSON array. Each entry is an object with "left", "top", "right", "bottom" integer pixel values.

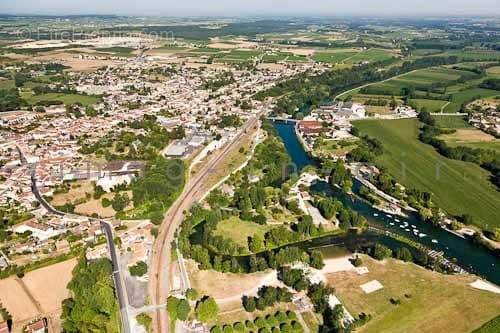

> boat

[
  {"left": 389, "top": 222, "right": 395, "bottom": 226},
  {"left": 373, "top": 213, "right": 379, "bottom": 217},
  {"left": 405, "top": 228, "right": 411, "bottom": 232},
  {"left": 419, "top": 233, "right": 426, "bottom": 238},
  {"left": 387, "top": 214, "right": 392, "bottom": 218},
  {"left": 432, "top": 239, "right": 438, "bottom": 243},
  {"left": 395, "top": 219, "right": 400, "bottom": 222}
]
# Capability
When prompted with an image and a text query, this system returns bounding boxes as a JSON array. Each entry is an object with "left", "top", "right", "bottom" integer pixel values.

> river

[{"left": 273, "top": 121, "right": 500, "bottom": 285}]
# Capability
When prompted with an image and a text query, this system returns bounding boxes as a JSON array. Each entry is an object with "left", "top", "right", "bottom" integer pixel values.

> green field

[
  {"left": 432, "top": 115, "right": 471, "bottom": 129},
  {"left": 354, "top": 118, "right": 500, "bottom": 228},
  {"left": 213, "top": 216, "right": 273, "bottom": 250},
  {"left": 21, "top": 92, "right": 100, "bottom": 106},
  {"left": 472, "top": 316, "right": 500, "bottom": 333},
  {"left": 442, "top": 87, "right": 499, "bottom": 113},
  {"left": 409, "top": 99, "right": 448, "bottom": 112},
  {"left": 94, "top": 47, "right": 135, "bottom": 56},
  {"left": 312, "top": 51, "right": 358, "bottom": 64},
  {"left": 444, "top": 50, "right": 500, "bottom": 61},
  {"left": 344, "top": 48, "right": 396, "bottom": 64}
]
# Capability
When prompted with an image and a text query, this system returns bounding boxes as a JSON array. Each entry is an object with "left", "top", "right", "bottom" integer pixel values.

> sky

[{"left": 0, "top": 0, "right": 499, "bottom": 17}]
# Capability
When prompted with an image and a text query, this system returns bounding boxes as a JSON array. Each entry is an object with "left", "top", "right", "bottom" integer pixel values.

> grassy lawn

[
  {"left": 472, "top": 316, "right": 500, "bottom": 333},
  {"left": 354, "top": 118, "right": 500, "bottom": 228},
  {"left": 21, "top": 92, "right": 100, "bottom": 106},
  {"left": 213, "top": 216, "right": 273, "bottom": 249},
  {"left": 328, "top": 256, "right": 500, "bottom": 333}
]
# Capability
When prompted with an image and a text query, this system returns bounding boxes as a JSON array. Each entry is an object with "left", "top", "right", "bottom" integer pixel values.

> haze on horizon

[{"left": 1, "top": 0, "right": 499, "bottom": 17}]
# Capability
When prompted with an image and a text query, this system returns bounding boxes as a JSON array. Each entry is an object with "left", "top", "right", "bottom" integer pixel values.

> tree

[
  {"left": 112, "top": 192, "right": 130, "bottom": 212},
  {"left": 176, "top": 299, "right": 191, "bottom": 321},
  {"left": 136, "top": 313, "right": 152, "bottom": 332},
  {"left": 129, "top": 261, "right": 148, "bottom": 277},
  {"left": 61, "top": 258, "right": 119, "bottom": 333},
  {"left": 195, "top": 297, "right": 219, "bottom": 323},
  {"left": 373, "top": 243, "right": 392, "bottom": 260},
  {"left": 187, "top": 288, "right": 199, "bottom": 301},
  {"left": 310, "top": 250, "right": 325, "bottom": 269},
  {"left": 395, "top": 247, "right": 413, "bottom": 262},
  {"left": 242, "top": 296, "right": 257, "bottom": 312},
  {"left": 249, "top": 234, "right": 265, "bottom": 253},
  {"left": 167, "top": 296, "right": 180, "bottom": 320}
]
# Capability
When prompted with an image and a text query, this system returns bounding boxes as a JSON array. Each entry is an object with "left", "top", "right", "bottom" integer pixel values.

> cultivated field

[
  {"left": 327, "top": 255, "right": 500, "bottom": 333},
  {"left": 0, "top": 259, "right": 77, "bottom": 332},
  {"left": 355, "top": 119, "right": 500, "bottom": 228}
]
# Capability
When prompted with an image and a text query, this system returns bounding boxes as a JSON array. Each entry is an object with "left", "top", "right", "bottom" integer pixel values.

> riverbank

[{"left": 273, "top": 121, "right": 500, "bottom": 286}]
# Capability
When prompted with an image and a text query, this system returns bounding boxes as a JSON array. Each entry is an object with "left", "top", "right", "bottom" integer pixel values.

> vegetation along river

[{"left": 272, "top": 121, "right": 500, "bottom": 285}]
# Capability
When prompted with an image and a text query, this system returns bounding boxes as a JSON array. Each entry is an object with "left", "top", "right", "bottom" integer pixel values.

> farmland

[
  {"left": 354, "top": 118, "right": 500, "bottom": 228},
  {"left": 328, "top": 255, "right": 500, "bottom": 333},
  {"left": 343, "top": 48, "right": 397, "bottom": 64}
]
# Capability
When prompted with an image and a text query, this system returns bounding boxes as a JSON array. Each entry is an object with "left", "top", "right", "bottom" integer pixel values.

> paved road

[
  {"left": 101, "top": 221, "right": 131, "bottom": 333},
  {"left": 150, "top": 116, "right": 260, "bottom": 333},
  {"left": 22, "top": 146, "right": 131, "bottom": 333}
]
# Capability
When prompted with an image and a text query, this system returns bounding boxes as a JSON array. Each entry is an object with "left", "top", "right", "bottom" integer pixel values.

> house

[
  {"left": 298, "top": 120, "right": 323, "bottom": 136},
  {"left": 25, "top": 318, "right": 48, "bottom": 333},
  {"left": 163, "top": 141, "right": 189, "bottom": 158}
]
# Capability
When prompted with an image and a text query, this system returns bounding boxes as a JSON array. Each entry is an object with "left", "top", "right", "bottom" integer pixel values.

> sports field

[{"left": 354, "top": 118, "right": 500, "bottom": 228}]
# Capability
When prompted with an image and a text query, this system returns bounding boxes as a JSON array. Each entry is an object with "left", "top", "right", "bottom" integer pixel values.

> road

[
  {"left": 22, "top": 147, "right": 131, "bottom": 333},
  {"left": 149, "top": 115, "right": 260, "bottom": 333},
  {"left": 101, "top": 220, "right": 132, "bottom": 333}
]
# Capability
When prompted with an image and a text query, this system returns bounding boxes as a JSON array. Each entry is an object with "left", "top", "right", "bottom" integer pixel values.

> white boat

[
  {"left": 373, "top": 213, "right": 379, "bottom": 217},
  {"left": 387, "top": 214, "right": 393, "bottom": 218},
  {"left": 432, "top": 239, "right": 438, "bottom": 243},
  {"left": 419, "top": 233, "right": 426, "bottom": 238},
  {"left": 399, "top": 225, "right": 404, "bottom": 228},
  {"left": 405, "top": 228, "right": 411, "bottom": 232},
  {"left": 389, "top": 222, "right": 395, "bottom": 226},
  {"left": 395, "top": 219, "right": 400, "bottom": 222},
  {"left": 411, "top": 225, "right": 416, "bottom": 228}
]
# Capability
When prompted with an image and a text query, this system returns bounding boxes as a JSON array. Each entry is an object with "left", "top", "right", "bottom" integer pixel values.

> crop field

[
  {"left": 328, "top": 256, "right": 500, "bottom": 333},
  {"left": 444, "top": 50, "right": 500, "bottom": 61},
  {"left": 354, "top": 119, "right": 500, "bottom": 228},
  {"left": 486, "top": 66, "right": 500, "bottom": 77},
  {"left": 312, "top": 50, "right": 359, "bottom": 63},
  {"left": 94, "top": 46, "right": 135, "bottom": 56},
  {"left": 442, "top": 87, "right": 499, "bottom": 113},
  {"left": 432, "top": 115, "right": 471, "bottom": 129},
  {"left": 409, "top": 99, "right": 448, "bottom": 112},
  {"left": 343, "top": 48, "right": 397, "bottom": 64}
]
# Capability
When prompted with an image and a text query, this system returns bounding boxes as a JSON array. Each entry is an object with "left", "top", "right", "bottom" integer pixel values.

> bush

[
  {"left": 234, "top": 322, "right": 245, "bottom": 332},
  {"left": 211, "top": 326, "right": 223, "bottom": 333}
]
